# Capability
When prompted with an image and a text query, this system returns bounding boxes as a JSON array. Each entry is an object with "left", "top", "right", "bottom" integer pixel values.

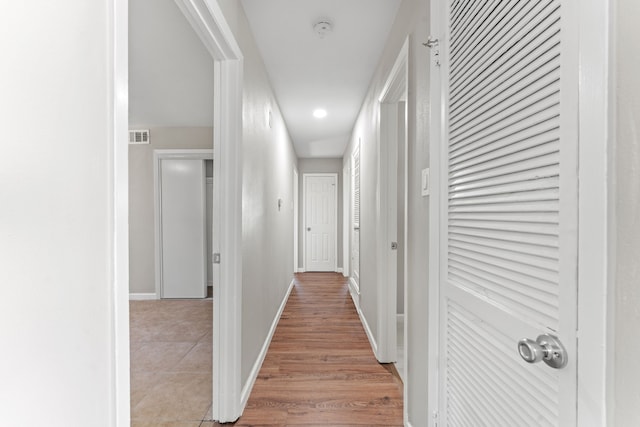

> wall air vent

[{"left": 129, "top": 129, "right": 150, "bottom": 145}]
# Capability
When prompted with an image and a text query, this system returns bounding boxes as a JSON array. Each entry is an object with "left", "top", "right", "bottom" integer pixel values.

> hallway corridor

[{"left": 230, "top": 272, "right": 403, "bottom": 426}]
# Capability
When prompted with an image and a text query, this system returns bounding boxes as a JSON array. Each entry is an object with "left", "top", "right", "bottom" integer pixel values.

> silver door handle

[{"left": 517, "top": 334, "right": 567, "bottom": 369}]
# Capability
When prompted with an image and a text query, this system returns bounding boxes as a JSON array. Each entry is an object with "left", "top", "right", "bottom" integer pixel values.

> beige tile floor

[{"left": 130, "top": 299, "right": 215, "bottom": 427}]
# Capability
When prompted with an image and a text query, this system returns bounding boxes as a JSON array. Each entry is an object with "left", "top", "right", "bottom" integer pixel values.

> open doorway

[
  {"left": 126, "top": 0, "right": 244, "bottom": 423},
  {"left": 376, "top": 39, "right": 408, "bottom": 388},
  {"left": 128, "top": 0, "right": 216, "bottom": 422}
]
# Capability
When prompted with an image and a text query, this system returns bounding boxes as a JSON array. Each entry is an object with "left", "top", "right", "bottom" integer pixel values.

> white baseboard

[
  {"left": 336, "top": 267, "right": 344, "bottom": 273},
  {"left": 397, "top": 313, "right": 405, "bottom": 324},
  {"left": 129, "top": 293, "right": 157, "bottom": 300},
  {"left": 240, "top": 278, "right": 295, "bottom": 411},
  {"left": 296, "top": 268, "right": 306, "bottom": 273},
  {"left": 355, "top": 298, "right": 378, "bottom": 358},
  {"left": 349, "top": 277, "right": 360, "bottom": 298}
]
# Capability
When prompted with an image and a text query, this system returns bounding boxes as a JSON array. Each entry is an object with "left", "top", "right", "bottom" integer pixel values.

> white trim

[
  {"left": 336, "top": 268, "right": 344, "bottom": 274},
  {"left": 293, "top": 168, "right": 299, "bottom": 273},
  {"left": 240, "top": 279, "right": 295, "bottom": 410},
  {"left": 576, "top": 0, "right": 613, "bottom": 424},
  {"left": 128, "top": 293, "right": 157, "bottom": 301},
  {"left": 302, "top": 173, "right": 338, "bottom": 272},
  {"left": 111, "top": 0, "right": 130, "bottom": 424},
  {"left": 296, "top": 268, "right": 306, "bottom": 273},
  {"left": 355, "top": 300, "right": 378, "bottom": 357},
  {"left": 427, "top": 0, "right": 445, "bottom": 423},
  {"left": 173, "top": 1, "right": 244, "bottom": 422},
  {"left": 349, "top": 277, "right": 360, "bottom": 299},
  {"left": 153, "top": 149, "right": 213, "bottom": 299},
  {"left": 375, "top": 38, "right": 408, "bottom": 366}
]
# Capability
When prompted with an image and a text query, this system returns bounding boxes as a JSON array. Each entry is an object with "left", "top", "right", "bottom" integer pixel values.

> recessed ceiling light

[{"left": 313, "top": 109, "right": 327, "bottom": 119}]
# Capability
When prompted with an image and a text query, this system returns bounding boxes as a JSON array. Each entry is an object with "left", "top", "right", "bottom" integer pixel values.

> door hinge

[
  {"left": 423, "top": 36, "right": 441, "bottom": 67},
  {"left": 213, "top": 253, "right": 221, "bottom": 264},
  {"left": 391, "top": 242, "right": 398, "bottom": 250}
]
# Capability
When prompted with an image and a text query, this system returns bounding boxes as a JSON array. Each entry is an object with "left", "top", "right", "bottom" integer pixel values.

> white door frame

[
  {"left": 426, "top": 0, "right": 614, "bottom": 425},
  {"left": 302, "top": 173, "right": 338, "bottom": 272},
  {"left": 153, "top": 149, "right": 213, "bottom": 298},
  {"left": 293, "top": 168, "right": 299, "bottom": 273},
  {"left": 111, "top": 0, "right": 130, "bottom": 424},
  {"left": 375, "top": 38, "right": 408, "bottom": 368}
]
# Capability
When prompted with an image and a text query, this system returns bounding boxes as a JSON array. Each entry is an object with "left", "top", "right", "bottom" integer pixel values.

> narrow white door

[
  {"left": 438, "top": 0, "right": 578, "bottom": 425},
  {"left": 160, "top": 159, "right": 207, "bottom": 298},
  {"left": 304, "top": 174, "right": 337, "bottom": 272}
]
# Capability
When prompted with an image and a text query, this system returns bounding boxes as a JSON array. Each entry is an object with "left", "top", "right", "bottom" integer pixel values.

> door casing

[
  {"left": 375, "top": 38, "right": 408, "bottom": 369},
  {"left": 293, "top": 168, "right": 299, "bottom": 273},
  {"left": 426, "top": 0, "right": 614, "bottom": 425}
]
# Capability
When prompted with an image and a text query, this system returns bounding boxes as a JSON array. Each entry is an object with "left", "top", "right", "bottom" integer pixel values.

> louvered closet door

[
  {"left": 439, "top": 0, "right": 578, "bottom": 425},
  {"left": 352, "top": 142, "right": 361, "bottom": 288}
]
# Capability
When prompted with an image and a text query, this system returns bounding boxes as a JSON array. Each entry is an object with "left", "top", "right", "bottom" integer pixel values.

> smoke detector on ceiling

[{"left": 313, "top": 20, "right": 333, "bottom": 38}]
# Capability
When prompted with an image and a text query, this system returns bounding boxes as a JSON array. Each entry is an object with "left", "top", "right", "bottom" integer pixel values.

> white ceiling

[{"left": 241, "top": 0, "right": 402, "bottom": 158}]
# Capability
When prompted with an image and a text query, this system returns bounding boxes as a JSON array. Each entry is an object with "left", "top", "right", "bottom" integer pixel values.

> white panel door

[
  {"left": 160, "top": 159, "right": 207, "bottom": 298},
  {"left": 438, "top": 0, "right": 578, "bottom": 425},
  {"left": 304, "top": 174, "right": 336, "bottom": 272}
]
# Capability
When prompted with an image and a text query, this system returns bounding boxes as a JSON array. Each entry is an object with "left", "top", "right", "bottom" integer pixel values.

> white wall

[
  {"left": 342, "top": 0, "right": 430, "bottom": 424},
  {"left": 0, "top": 1, "right": 126, "bottom": 425},
  {"left": 614, "top": 0, "right": 640, "bottom": 424},
  {"left": 297, "top": 158, "right": 344, "bottom": 271},
  {"left": 220, "top": 2, "right": 299, "bottom": 386},
  {"left": 128, "top": 127, "right": 213, "bottom": 294},
  {"left": 129, "top": 0, "right": 214, "bottom": 127}
]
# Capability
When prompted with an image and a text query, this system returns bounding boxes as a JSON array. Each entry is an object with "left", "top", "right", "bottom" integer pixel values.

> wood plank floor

[{"left": 225, "top": 272, "right": 403, "bottom": 426}]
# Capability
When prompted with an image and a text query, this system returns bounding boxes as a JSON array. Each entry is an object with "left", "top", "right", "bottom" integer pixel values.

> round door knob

[
  {"left": 307, "top": 227, "right": 311, "bottom": 231},
  {"left": 517, "top": 334, "right": 568, "bottom": 369},
  {"left": 518, "top": 338, "right": 545, "bottom": 364}
]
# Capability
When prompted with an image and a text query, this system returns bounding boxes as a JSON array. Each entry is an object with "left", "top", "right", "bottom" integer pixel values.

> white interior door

[
  {"left": 304, "top": 174, "right": 337, "bottom": 272},
  {"left": 160, "top": 158, "right": 207, "bottom": 298},
  {"left": 437, "top": 0, "right": 578, "bottom": 425}
]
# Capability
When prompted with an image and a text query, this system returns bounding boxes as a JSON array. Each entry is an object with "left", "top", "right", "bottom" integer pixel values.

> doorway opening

[
  {"left": 376, "top": 38, "right": 408, "bottom": 370},
  {"left": 123, "top": 0, "right": 244, "bottom": 423},
  {"left": 375, "top": 39, "right": 408, "bottom": 423}
]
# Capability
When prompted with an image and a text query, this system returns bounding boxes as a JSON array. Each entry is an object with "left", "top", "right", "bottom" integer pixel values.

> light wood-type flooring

[
  {"left": 229, "top": 272, "right": 403, "bottom": 426},
  {"left": 129, "top": 272, "right": 403, "bottom": 426}
]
